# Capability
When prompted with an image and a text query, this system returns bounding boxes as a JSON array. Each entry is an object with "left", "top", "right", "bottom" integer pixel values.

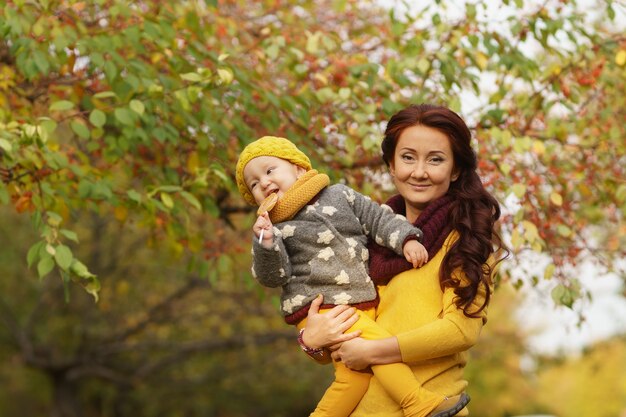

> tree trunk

[{"left": 51, "top": 374, "right": 80, "bottom": 417}]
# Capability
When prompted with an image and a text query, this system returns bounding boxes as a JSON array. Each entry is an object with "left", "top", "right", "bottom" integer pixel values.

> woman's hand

[
  {"left": 331, "top": 336, "right": 403, "bottom": 371},
  {"left": 302, "top": 294, "right": 361, "bottom": 349},
  {"left": 330, "top": 338, "right": 373, "bottom": 370}
]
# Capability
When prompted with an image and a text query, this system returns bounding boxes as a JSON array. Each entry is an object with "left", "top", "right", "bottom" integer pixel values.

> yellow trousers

[{"left": 298, "top": 308, "right": 443, "bottom": 417}]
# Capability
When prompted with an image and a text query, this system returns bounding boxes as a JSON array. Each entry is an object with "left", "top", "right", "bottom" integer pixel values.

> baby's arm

[
  {"left": 403, "top": 239, "right": 428, "bottom": 268},
  {"left": 345, "top": 185, "right": 425, "bottom": 258}
]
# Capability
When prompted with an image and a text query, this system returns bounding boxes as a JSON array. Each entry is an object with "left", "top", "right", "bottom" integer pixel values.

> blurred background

[{"left": 1, "top": 0, "right": 625, "bottom": 416}]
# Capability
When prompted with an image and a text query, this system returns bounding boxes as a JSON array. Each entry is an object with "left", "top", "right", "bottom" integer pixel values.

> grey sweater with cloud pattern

[{"left": 251, "top": 184, "right": 423, "bottom": 324}]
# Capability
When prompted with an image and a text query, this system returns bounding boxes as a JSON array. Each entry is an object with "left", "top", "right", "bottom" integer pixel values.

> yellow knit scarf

[{"left": 269, "top": 169, "right": 330, "bottom": 223}]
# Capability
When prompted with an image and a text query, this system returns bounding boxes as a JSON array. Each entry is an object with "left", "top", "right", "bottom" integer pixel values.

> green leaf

[
  {"left": 37, "top": 256, "right": 55, "bottom": 279},
  {"left": 27, "top": 241, "right": 45, "bottom": 268},
  {"left": 70, "top": 259, "right": 96, "bottom": 279},
  {"left": 156, "top": 185, "right": 183, "bottom": 193},
  {"left": 0, "top": 138, "right": 12, "bottom": 153},
  {"left": 60, "top": 229, "right": 79, "bottom": 243},
  {"left": 89, "top": 109, "right": 107, "bottom": 127},
  {"left": 70, "top": 121, "right": 90, "bottom": 139},
  {"left": 181, "top": 72, "right": 202, "bottom": 82},
  {"left": 130, "top": 99, "right": 145, "bottom": 115},
  {"left": 33, "top": 50, "right": 50, "bottom": 74},
  {"left": 54, "top": 244, "right": 73, "bottom": 271},
  {"left": 49, "top": 100, "right": 75, "bottom": 111},
  {"left": 115, "top": 108, "right": 135, "bottom": 126},
  {"left": 93, "top": 91, "right": 117, "bottom": 99},
  {"left": 181, "top": 191, "right": 202, "bottom": 210},
  {"left": 83, "top": 280, "right": 101, "bottom": 302},
  {"left": 46, "top": 211, "right": 63, "bottom": 227},
  {"left": 92, "top": 182, "right": 113, "bottom": 200},
  {"left": 127, "top": 189, "right": 142, "bottom": 203}
]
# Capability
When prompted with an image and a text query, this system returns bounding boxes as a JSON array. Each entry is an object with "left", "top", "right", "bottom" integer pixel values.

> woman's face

[{"left": 389, "top": 124, "right": 458, "bottom": 222}]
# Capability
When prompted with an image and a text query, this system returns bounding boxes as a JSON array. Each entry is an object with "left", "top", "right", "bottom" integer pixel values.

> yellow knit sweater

[{"left": 350, "top": 231, "right": 492, "bottom": 416}]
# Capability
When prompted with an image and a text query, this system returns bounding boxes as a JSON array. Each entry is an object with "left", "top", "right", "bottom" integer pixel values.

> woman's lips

[{"left": 408, "top": 183, "right": 430, "bottom": 190}]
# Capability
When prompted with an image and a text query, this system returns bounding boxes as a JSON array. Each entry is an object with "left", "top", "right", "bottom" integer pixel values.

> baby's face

[{"left": 243, "top": 156, "right": 306, "bottom": 205}]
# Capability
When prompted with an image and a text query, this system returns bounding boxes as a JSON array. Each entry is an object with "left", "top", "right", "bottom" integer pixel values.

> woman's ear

[
  {"left": 388, "top": 160, "right": 396, "bottom": 178},
  {"left": 451, "top": 168, "right": 460, "bottom": 182}
]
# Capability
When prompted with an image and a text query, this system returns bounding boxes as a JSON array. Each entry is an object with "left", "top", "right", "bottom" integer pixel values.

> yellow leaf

[
  {"left": 510, "top": 228, "right": 522, "bottom": 250},
  {"left": 532, "top": 140, "right": 546, "bottom": 155},
  {"left": 313, "top": 73, "right": 328, "bottom": 85},
  {"left": 217, "top": 68, "right": 233, "bottom": 85},
  {"left": 114, "top": 205, "right": 128, "bottom": 221},
  {"left": 579, "top": 183, "right": 592, "bottom": 197},
  {"left": 306, "top": 31, "right": 321, "bottom": 54},
  {"left": 550, "top": 192, "right": 563, "bottom": 206},
  {"left": 511, "top": 183, "right": 526, "bottom": 198},
  {"left": 161, "top": 192, "right": 174, "bottom": 209},
  {"left": 151, "top": 53, "right": 164, "bottom": 64},
  {"left": 46, "top": 244, "right": 56, "bottom": 256},
  {"left": 187, "top": 151, "right": 199, "bottom": 173},
  {"left": 616, "top": 50, "right": 626, "bottom": 66},
  {"left": 475, "top": 52, "right": 488, "bottom": 70},
  {"left": 522, "top": 220, "right": 539, "bottom": 243}
]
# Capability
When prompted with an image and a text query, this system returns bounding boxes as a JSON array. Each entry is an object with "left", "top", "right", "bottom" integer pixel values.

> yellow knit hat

[{"left": 236, "top": 136, "right": 312, "bottom": 205}]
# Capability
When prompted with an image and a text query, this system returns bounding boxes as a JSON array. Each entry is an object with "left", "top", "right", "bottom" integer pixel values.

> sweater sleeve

[
  {"left": 251, "top": 229, "right": 292, "bottom": 288},
  {"left": 344, "top": 185, "right": 422, "bottom": 255},
  {"left": 396, "top": 276, "right": 490, "bottom": 363}
]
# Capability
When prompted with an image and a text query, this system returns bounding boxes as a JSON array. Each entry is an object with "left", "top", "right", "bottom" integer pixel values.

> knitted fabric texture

[
  {"left": 368, "top": 194, "right": 454, "bottom": 284},
  {"left": 251, "top": 183, "right": 422, "bottom": 324},
  {"left": 236, "top": 136, "right": 312, "bottom": 205},
  {"left": 269, "top": 170, "right": 330, "bottom": 223}
]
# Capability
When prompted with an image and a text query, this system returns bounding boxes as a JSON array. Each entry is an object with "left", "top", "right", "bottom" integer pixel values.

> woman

[{"left": 300, "top": 103, "right": 507, "bottom": 416}]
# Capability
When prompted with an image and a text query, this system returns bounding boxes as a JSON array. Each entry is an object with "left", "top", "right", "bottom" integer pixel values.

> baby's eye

[
  {"left": 249, "top": 182, "right": 258, "bottom": 189},
  {"left": 266, "top": 167, "right": 274, "bottom": 175}
]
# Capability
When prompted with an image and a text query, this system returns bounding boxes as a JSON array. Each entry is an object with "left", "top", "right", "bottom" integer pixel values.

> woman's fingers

[
  {"left": 339, "top": 330, "right": 361, "bottom": 342},
  {"left": 307, "top": 294, "right": 323, "bottom": 317},
  {"left": 323, "top": 304, "right": 351, "bottom": 318},
  {"left": 337, "top": 311, "right": 359, "bottom": 333}
]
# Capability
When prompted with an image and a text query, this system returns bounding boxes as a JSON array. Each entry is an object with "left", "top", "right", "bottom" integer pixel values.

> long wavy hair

[{"left": 381, "top": 104, "right": 507, "bottom": 317}]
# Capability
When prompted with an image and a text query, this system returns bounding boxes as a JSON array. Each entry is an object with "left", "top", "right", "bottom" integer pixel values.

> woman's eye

[{"left": 401, "top": 154, "right": 414, "bottom": 161}]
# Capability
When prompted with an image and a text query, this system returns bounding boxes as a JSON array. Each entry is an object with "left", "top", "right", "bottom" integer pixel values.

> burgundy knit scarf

[{"left": 368, "top": 194, "right": 454, "bottom": 285}]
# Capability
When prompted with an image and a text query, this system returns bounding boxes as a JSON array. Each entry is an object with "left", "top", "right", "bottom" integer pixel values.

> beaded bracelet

[{"left": 297, "top": 328, "right": 324, "bottom": 357}]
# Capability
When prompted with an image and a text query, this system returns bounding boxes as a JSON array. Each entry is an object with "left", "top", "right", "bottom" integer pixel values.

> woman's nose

[{"left": 410, "top": 163, "right": 427, "bottom": 178}]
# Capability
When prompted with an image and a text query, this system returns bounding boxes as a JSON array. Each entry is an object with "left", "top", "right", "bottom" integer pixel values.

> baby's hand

[
  {"left": 403, "top": 240, "right": 428, "bottom": 268},
  {"left": 253, "top": 212, "right": 274, "bottom": 247}
]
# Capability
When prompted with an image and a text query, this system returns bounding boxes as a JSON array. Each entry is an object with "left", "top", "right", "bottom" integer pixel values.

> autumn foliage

[{"left": 1, "top": 0, "right": 625, "bottom": 309}]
